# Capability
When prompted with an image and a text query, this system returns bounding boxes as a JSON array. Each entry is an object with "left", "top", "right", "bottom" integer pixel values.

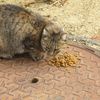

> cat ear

[
  {"left": 42, "top": 28, "right": 49, "bottom": 36},
  {"left": 61, "top": 33, "right": 67, "bottom": 41}
]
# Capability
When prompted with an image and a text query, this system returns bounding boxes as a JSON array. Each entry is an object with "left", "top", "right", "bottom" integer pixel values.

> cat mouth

[{"left": 47, "top": 49, "right": 60, "bottom": 56}]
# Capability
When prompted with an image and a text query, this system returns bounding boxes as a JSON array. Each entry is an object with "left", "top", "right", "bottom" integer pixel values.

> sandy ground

[
  {"left": 0, "top": 0, "right": 100, "bottom": 41},
  {"left": 0, "top": 0, "right": 100, "bottom": 39}
]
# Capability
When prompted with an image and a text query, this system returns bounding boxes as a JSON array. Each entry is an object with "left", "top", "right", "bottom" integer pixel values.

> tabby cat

[{"left": 0, "top": 4, "right": 66, "bottom": 61}]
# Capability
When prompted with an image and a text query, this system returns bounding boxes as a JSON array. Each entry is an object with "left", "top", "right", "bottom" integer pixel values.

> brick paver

[{"left": 0, "top": 44, "right": 100, "bottom": 100}]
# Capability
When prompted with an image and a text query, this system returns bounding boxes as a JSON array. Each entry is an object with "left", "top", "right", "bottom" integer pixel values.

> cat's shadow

[
  {"left": 0, "top": 53, "right": 31, "bottom": 60},
  {"left": 0, "top": 53, "right": 35, "bottom": 67},
  {"left": 0, "top": 52, "right": 48, "bottom": 75},
  {"left": 14, "top": 53, "right": 31, "bottom": 59}
]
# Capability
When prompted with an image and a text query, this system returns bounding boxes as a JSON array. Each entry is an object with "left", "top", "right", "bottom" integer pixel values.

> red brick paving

[{"left": 0, "top": 44, "right": 100, "bottom": 100}]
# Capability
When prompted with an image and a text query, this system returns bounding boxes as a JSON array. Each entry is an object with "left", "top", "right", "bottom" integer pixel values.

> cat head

[{"left": 41, "top": 22, "right": 67, "bottom": 55}]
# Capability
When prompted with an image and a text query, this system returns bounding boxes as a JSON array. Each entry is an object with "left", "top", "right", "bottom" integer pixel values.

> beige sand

[{"left": 0, "top": 0, "right": 100, "bottom": 39}]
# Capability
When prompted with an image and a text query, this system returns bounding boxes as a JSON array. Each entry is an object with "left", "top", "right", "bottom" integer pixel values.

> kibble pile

[{"left": 48, "top": 52, "right": 79, "bottom": 67}]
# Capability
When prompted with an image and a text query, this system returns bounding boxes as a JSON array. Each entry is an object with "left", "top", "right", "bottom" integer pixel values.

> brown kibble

[{"left": 48, "top": 52, "right": 79, "bottom": 68}]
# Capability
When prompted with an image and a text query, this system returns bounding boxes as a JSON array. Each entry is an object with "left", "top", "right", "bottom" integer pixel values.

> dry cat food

[{"left": 48, "top": 52, "right": 79, "bottom": 67}]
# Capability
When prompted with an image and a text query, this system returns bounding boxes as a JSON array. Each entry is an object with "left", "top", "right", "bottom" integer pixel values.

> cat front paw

[{"left": 30, "top": 53, "right": 44, "bottom": 61}]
